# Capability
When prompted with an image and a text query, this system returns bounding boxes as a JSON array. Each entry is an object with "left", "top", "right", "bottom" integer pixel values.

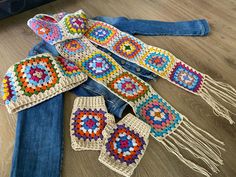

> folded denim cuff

[
  {"left": 70, "top": 96, "right": 115, "bottom": 151},
  {"left": 99, "top": 113, "right": 150, "bottom": 177},
  {"left": 199, "top": 19, "right": 210, "bottom": 36},
  {"left": 1, "top": 53, "right": 87, "bottom": 113}
]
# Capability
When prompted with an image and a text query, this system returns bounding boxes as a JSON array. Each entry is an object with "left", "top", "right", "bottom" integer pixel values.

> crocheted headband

[
  {"left": 28, "top": 10, "right": 236, "bottom": 124},
  {"left": 1, "top": 53, "right": 87, "bottom": 113},
  {"left": 28, "top": 12, "right": 225, "bottom": 176},
  {"left": 70, "top": 96, "right": 115, "bottom": 151},
  {"left": 99, "top": 113, "right": 151, "bottom": 177}
]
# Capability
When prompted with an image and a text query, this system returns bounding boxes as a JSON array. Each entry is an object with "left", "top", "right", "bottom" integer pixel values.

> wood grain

[{"left": 0, "top": 0, "right": 236, "bottom": 177}]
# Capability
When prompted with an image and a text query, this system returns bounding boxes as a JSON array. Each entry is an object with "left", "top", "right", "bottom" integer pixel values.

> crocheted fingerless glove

[
  {"left": 1, "top": 53, "right": 87, "bottom": 113},
  {"left": 99, "top": 113, "right": 150, "bottom": 177},
  {"left": 70, "top": 96, "right": 115, "bottom": 151}
]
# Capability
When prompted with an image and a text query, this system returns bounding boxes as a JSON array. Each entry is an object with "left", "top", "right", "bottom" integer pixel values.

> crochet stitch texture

[
  {"left": 85, "top": 19, "right": 236, "bottom": 124},
  {"left": 27, "top": 11, "right": 228, "bottom": 177},
  {"left": 70, "top": 96, "right": 115, "bottom": 151},
  {"left": 99, "top": 113, "right": 150, "bottom": 177},
  {"left": 1, "top": 53, "right": 87, "bottom": 113}
]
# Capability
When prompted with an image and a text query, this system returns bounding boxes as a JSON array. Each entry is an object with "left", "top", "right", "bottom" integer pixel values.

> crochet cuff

[
  {"left": 1, "top": 53, "right": 87, "bottom": 113},
  {"left": 70, "top": 96, "right": 115, "bottom": 151},
  {"left": 99, "top": 113, "right": 150, "bottom": 177}
]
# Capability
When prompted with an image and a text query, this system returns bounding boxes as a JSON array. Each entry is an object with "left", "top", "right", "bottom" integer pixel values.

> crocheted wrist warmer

[
  {"left": 70, "top": 96, "right": 115, "bottom": 151},
  {"left": 99, "top": 113, "right": 150, "bottom": 177},
  {"left": 1, "top": 53, "right": 87, "bottom": 113}
]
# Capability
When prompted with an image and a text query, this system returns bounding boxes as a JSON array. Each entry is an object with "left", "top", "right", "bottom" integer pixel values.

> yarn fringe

[
  {"left": 159, "top": 117, "right": 225, "bottom": 177},
  {"left": 199, "top": 75, "right": 236, "bottom": 124}
]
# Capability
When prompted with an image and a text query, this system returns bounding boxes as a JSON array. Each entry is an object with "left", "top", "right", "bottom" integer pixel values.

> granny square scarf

[{"left": 26, "top": 10, "right": 236, "bottom": 176}]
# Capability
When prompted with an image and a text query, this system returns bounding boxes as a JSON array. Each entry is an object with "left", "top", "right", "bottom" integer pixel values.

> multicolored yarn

[
  {"left": 86, "top": 20, "right": 204, "bottom": 92},
  {"left": 108, "top": 72, "right": 149, "bottom": 102},
  {"left": 80, "top": 52, "right": 120, "bottom": 81},
  {"left": 60, "top": 12, "right": 88, "bottom": 37},
  {"left": 140, "top": 47, "right": 175, "bottom": 77},
  {"left": 1, "top": 53, "right": 87, "bottom": 113},
  {"left": 72, "top": 108, "right": 107, "bottom": 140},
  {"left": 169, "top": 62, "right": 203, "bottom": 92},
  {"left": 110, "top": 35, "right": 145, "bottom": 61},
  {"left": 28, "top": 10, "right": 236, "bottom": 123},
  {"left": 27, "top": 10, "right": 88, "bottom": 45},
  {"left": 86, "top": 19, "right": 236, "bottom": 124},
  {"left": 135, "top": 94, "right": 182, "bottom": 139},
  {"left": 85, "top": 21, "right": 117, "bottom": 45},
  {"left": 2, "top": 73, "right": 17, "bottom": 104},
  {"left": 55, "top": 37, "right": 183, "bottom": 137},
  {"left": 54, "top": 34, "right": 226, "bottom": 176},
  {"left": 70, "top": 96, "right": 115, "bottom": 151},
  {"left": 60, "top": 39, "right": 86, "bottom": 56},
  {"left": 28, "top": 18, "right": 63, "bottom": 45},
  {"left": 28, "top": 11, "right": 227, "bottom": 176},
  {"left": 99, "top": 113, "right": 150, "bottom": 177}
]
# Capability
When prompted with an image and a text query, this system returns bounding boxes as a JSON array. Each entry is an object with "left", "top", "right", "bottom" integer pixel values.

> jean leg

[
  {"left": 93, "top": 16, "right": 210, "bottom": 36},
  {"left": 10, "top": 94, "right": 64, "bottom": 177}
]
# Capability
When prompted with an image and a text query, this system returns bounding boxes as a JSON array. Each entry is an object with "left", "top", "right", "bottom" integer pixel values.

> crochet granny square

[
  {"left": 70, "top": 96, "right": 115, "bottom": 151},
  {"left": 1, "top": 53, "right": 87, "bottom": 113},
  {"left": 99, "top": 113, "right": 150, "bottom": 177}
]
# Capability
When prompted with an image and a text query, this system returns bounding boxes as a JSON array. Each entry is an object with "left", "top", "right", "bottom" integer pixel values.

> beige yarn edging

[
  {"left": 98, "top": 113, "right": 151, "bottom": 177},
  {"left": 70, "top": 96, "right": 115, "bottom": 151}
]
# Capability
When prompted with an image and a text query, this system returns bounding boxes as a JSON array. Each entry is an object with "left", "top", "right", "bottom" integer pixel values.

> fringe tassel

[
  {"left": 200, "top": 75, "right": 236, "bottom": 124},
  {"left": 159, "top": 117, "right": 224, "bottom": 177}
]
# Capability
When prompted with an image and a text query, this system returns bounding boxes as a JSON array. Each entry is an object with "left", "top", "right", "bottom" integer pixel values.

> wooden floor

[{"left": 0, "top": 0, "right": 236, "bottom": 176}]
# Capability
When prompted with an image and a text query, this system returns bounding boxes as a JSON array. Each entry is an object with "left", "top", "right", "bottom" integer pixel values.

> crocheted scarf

[{"left": 27, "top": 10, "right": 233, "bottom": 176}]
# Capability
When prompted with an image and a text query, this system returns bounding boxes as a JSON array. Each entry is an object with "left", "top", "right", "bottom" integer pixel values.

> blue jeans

[
  {"left": 11, "top": 95, "right": 64, "bottom": 177},
  {"left": 93, "top": 16, "right": 210, "bottom": 36},
  {"left": 11, "top": 16, "right": 210, "bottom": 177}
]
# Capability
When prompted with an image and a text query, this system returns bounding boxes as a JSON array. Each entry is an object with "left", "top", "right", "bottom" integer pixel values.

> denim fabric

[
  {"left": 11, "top": 16, "right": 210, "bottom": 177},
  {"left": 93, "top": 16, "right": 210, "bottom": 36},
  {"left": 11, "top": 94, "right": 64, "bottom": 177}
]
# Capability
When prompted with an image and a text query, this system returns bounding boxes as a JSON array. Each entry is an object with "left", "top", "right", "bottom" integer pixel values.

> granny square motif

[
  {"left": 71, "top": 108, "right": 107, "bottom": 141},
  {"left": 111, "top": 35, "right": 144, "bottom": 61},
  {"left": 79, "top": 51, "right": 121, "bottom": 82},
  {"left": 1, "top": 53, "right": 87, "bottom": 113},
  {"left": 61, "top": 12, "right": 88, "bottom": 36},
  {"left": 135, "top": 94, "right": 182, "bottom": 140},
  {"left": 108, "top": 72, "right": 150, "bottom": 102},
  {"left": 14, "top": 56, "right": 59, "bottom": 96},
  {"left": 99, "top": 113, "right": 150, "bottom": 177},
  {"left": 105, "top": 124, "right": 146, "bottom": 165},
  {"left": 169, "top": 62, "right": 203, "bottom": 93},
  {"left": 140, "top": 47, "right": 175, "bottom": 77},
  {"left": 85, "top": 21, "right": 118, "bottom": 45},
  {"left": 70, "top": 96, "right": 115, "bottom": 151}
]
